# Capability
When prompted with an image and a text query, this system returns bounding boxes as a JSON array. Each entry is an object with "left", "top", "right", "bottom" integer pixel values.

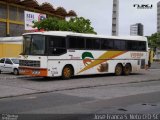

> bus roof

[{"left": 23, "top": 31, "right": 147, "bottom": 41}]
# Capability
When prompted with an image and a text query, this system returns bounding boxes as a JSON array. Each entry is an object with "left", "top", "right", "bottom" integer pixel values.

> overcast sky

[{"left": 38, "top": 0, "right": 159, "bottom": 36}]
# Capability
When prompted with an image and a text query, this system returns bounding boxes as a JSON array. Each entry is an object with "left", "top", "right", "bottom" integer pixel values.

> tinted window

[
  {"left": 5, "top": 59, "right": 12, "bottom": 64},
  {"left": 68, "top": 36, "right": 85, "bottom": 49},
  {"left": 86, "top": 38, "right": 100, "bottom": 50},
  {"left": 48, "top": 36, "right": 66, "bottom": 48},
  {"left": 47, "top": 36, "right": 66, "bottom": 55},
  {"left": 114, "top": 40, "right": 126, "bottom": 50},
  {"left": 101, "top": 39, "right": 114, "bottom": 50},
  {"left": 23, "top": 35, "right": 31, "bottom": 55},
  {"left": 30, "top": 35, "right": 45, "bottom": 55},
  {"left": 138, "top": 41, "right": 146, "bottom": 51},
  {"left": 0, "top": 58, "right": 5, "bottom": 63},
  {"left": 127, "top": 41, "right": 146, "bottom": 51}
]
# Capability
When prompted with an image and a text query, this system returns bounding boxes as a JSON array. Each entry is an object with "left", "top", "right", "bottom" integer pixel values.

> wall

[{"left": 0, "top": 42, "right": 22, "bottom": 58}]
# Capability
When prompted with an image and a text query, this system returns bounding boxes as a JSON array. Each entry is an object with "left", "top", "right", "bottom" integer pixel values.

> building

[
  {"left": 130, "top": 23, "right": 144, "bottom": 36},
  {"left": 0, "top": 0, "right": 76, "bottom": 37},
  {"left": 112, "top": 0, "right": 119, "bottom": 36},
  {"left": 0, "top": 36, "right": 23, "bottom": 58},
  {"left": 157, "top": 1, "right": 160, "bottom": 32}
]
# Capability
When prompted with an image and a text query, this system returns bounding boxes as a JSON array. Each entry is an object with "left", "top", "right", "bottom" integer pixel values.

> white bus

[{"left": 19, "top": 31, "right": 148, "bottom": 79}]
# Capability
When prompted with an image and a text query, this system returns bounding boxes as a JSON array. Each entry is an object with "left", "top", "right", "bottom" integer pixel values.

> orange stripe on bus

[{"left": 19, "top": 67, "right": 48, "bottom": 77}]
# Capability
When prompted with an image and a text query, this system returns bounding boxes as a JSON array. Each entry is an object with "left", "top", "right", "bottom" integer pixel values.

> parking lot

[{"left": 0, "top": 62, "right": 160, "bottom": 99}]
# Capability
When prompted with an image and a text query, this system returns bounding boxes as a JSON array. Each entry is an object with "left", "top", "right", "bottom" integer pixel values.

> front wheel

[
  {"left": 115, "top": 64, "right": 123, "bottom": 76},
  {"left": 13, "top": 69, "right": 19, "bottom": 75},
  {"left": 62, "top": 66, "right": 73, "bottom": 79}
]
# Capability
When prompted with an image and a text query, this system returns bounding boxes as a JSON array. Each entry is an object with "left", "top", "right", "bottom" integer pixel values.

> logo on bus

[{"left": 82, "top": 52, "right": 94, "bottom": 66}]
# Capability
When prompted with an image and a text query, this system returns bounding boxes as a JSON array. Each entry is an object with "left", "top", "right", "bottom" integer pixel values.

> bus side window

[
  {"left": 127, "top": 41, "right": 146, "bottom": 51},
  {"left": 138, "top": 41, "right": 146, "bottom": 51},
  {"left": 47, "top": 36, "right": 66, "bottom": 56},
  {"left": 68, "top": 36, "right": 85, "bottom": 49},
  {"left": 86, "top": 38, "right": 100, "bottom": 50},
  {"left": 114, "top": 40, "right": 126, "bottom": 50},
  {"left": 101, "top": 39, "right": 114, "bottom": 50}
]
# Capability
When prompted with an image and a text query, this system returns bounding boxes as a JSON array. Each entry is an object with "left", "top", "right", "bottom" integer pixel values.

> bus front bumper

[{"left": 19, "top": 67, "right": 48, "bottom": 77}]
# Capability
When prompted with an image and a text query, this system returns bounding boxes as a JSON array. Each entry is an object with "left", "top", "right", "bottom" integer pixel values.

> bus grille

[{"left": 19, "top": 60, "right": 40, "bottom": 67}]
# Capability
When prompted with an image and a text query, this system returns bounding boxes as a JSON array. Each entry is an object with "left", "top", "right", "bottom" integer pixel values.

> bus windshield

[{"left": 23, "top": 35, "right": 45, "bottom": 55}]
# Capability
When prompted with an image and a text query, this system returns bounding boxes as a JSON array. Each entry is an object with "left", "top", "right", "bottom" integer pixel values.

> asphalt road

[
  {"left": 0, "top": 62, "right": 160, "bottom": 120},
  {"left": 0, "top": 68, "right": 160, "bottom": 98},
  {"left": 0, "top": 80, "right": 160, "bottom": 120}
]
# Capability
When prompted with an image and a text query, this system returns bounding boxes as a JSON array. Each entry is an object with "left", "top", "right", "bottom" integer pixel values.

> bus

[{"left": 19, "top": 31, "right": 148, "bottom": 79}]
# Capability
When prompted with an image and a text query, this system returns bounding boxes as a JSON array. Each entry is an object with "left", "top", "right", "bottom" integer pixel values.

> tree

[
  {"left": 33, "top": 17, "right": 96, "bottom": 34},
  {"left": 147, "top": 32, "right": 160, "bottom": 49},
  {"left": 68, "top": 17, "right": 96, "bottom": 34}
]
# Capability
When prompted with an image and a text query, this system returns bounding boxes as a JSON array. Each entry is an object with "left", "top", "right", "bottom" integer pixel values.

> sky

[{"left": 38, "top": 0, "right": 159, "bottom": 36}]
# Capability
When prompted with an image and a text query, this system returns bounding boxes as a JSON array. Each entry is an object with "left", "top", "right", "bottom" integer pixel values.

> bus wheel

[
  {"left": 62, "top": 66, "right": 73, "bottom": 79},
  {"left": 123, "top": 64, "right": 131, "bottom": 75},
  {"left": 115, "top": 64, "right": 123, "bottom": 76}
]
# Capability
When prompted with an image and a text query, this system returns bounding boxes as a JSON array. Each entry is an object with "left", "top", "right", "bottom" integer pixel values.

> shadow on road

[{"left": 16, "top": 72, "right": 144, "bottom": 82}]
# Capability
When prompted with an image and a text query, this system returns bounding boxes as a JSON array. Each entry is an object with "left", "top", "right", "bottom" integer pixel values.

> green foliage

[
  {"left": 68, "top": 17, "right": 96, "bottom": 34},
  {"left": 33, "top": 17, "right": 96, "bottom": 34},
  {"left": 147, "top": 32, "right": 160, "bottom": 48}
]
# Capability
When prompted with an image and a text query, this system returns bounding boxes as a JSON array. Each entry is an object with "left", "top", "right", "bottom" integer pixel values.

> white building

[
  {"left": 130, "top": 23, "right": 144, "bottom": 36},
  {"left": 112, "top": 0, "right": 119, "bottom": 36},
  {"left": 157, "top": 1, "right": 160, "bottom": 32}
]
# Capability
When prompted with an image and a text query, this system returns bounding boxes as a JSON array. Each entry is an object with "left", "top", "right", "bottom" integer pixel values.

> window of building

[
  {"left": 10, "top": 24, "right": 24, "bottom": 36},
  {"left": 0, "top": 3, "right": 7, "bottom": 19},
  {"left": 9, "top": 5, "right": 17, "bottom": 21},
  {"left": 0, "top": 22, "right": 6, "bottom": 37},
  {"left": 18, "top": 8, "right": 24, "bottom": 22}
]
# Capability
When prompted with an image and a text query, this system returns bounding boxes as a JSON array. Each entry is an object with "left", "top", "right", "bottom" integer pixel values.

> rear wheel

[
  {"left": 62, "top": 66, "right": 73, "bottom": 79},
  {"left": 13, "top": 68, "right": 19, "bottom": 75},
  {"left": 115, "top": 64, "right": 123, "bottom": 76},
  {"left": 123, "top": 64, "right": 132, "bottom": 75},
  {"left": 0, "top": 70, "right": 1, "bottom": 74}
]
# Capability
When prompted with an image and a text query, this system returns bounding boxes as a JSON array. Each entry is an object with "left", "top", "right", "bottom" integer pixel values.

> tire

[
  {"left": 13, "top": 68, "right": 19, "bottom": 75},
  {"left": 123, "top": 64, "right": 132, "bottom": 76},
  {"left": 0, "top": 70, "right": 1, "bottom": 74},
  {"left": 115, "top": 64, "right": 123, "bottom": 76},
  {"left": 62, "top": 65, "right": 73, "bottom": 79}
]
